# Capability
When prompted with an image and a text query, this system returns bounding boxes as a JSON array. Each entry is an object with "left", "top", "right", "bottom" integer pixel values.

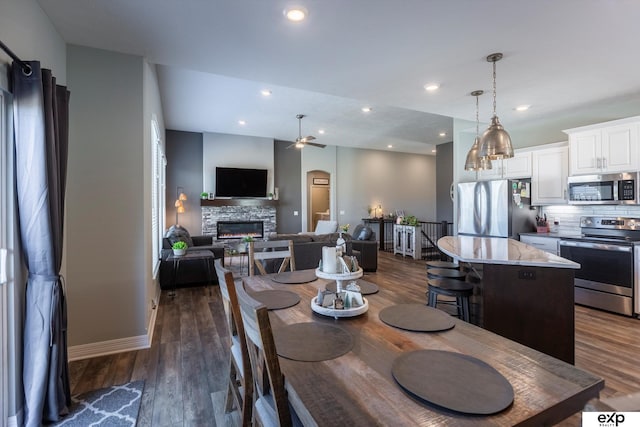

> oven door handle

[{"left": 559, "top": 240, "right": 633, "bottom": 252}]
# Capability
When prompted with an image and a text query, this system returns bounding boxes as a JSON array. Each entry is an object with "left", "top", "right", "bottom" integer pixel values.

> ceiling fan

[{"left": 287, "top": 114, "right": 326, "bottom": 149}]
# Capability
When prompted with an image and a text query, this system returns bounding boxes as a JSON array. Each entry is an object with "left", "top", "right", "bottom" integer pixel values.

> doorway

[{"left": 307, "top": 171, "right": 330, "bottom": 232}]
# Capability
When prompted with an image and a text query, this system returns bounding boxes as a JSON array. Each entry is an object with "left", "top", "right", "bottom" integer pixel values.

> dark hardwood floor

[{"left": 68, "top": 251, "right": 640, "bottom": 426}]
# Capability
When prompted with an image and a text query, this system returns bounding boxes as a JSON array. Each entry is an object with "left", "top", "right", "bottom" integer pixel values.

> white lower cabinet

[
  {"left": 393, "top": 225, "right": 422, "bottom": 259},
  {"left": 520, "top": 235, "right": 559, "bottom": 256}
]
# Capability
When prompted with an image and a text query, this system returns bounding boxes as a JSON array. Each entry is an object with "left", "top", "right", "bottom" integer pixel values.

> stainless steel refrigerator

[{"left": 457, "top": 179, "right": 537, "bottom": 238}]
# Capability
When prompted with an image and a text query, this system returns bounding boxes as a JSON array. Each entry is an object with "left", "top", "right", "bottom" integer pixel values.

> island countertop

[{"left": 438, "top": 235, "right": 580, "bottom": 269}]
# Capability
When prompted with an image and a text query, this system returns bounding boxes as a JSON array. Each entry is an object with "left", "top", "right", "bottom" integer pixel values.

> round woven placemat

[
  {"left": 248, "top": 290, "right": 300, "bottom": 310},
  {"left": 325, "top": 279, "right": 379, "bottom": 295},
  {"left": 274, "top": 322, "right": 353, "bottom": 362},
  {"left": 379, "top": 304, "right": 455, "bottom": 332},
  {"left": 392, "top": 350, "right": 514, "bottom": 415},
  {"left": 271, "top": 270, "right": 318, "bottom": 284}
]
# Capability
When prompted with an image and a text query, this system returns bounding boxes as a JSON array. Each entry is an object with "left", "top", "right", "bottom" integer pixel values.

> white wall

[
  {"left": 0, "top": 0, "right": 67, "bottom": 421},
  {"left": 336, "top": 147, "right": 436, "bottom": 229},
  {"left": 66, "top": 45, "right": 147, "bottom": 346},
  {"left": 202, "top": 132, "right": 274, "bottom": 195}
]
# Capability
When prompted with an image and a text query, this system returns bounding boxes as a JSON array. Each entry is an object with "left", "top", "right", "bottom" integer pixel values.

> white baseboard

[
  {"left": 68, "top": 305, "right": 158, "bottom": 361},
  {"left": 7, "top": 407, "right": 21, "bottom": 427}
]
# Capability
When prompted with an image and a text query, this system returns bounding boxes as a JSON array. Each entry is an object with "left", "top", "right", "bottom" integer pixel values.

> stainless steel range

[{"left": 559, "top": 216, "right": 640, "bottom": 317}]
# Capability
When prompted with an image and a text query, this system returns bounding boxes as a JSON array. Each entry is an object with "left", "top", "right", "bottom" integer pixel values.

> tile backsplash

[{"left": 540, "top": 205, "right": 640, "bottom": 234}]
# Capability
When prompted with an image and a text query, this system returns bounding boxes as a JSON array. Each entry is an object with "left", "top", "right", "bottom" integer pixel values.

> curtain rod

[{"left": 0, "top": 39, "right": 32, "bottom": 76}]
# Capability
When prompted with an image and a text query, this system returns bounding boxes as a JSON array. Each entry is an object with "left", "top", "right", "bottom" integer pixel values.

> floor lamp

[{"left": 175, "top": 186, "right": 187, "bottom": 226}]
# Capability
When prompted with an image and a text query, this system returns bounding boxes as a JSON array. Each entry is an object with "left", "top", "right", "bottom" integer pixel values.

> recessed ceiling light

[
  {"left": 515, "top": 104, "right": 530, "bottom": 111},
  {"left": 318, "top": 129, "right": 325, "bottom": 134},
  {"left": 238, "top": 120, "right": 246, "bottom": 125},
  {"left": 439, "top": 132, "right": 446, "bottom": 137},
  {"left": 261, "top": 89, "right": 272, "bottom": 96},
  {"left": 387, "top": 144, "right": 393, "bottom": 148},
  {"left": 361, "top": 106, "right": 372, "bottom": 113},
  {"left": 424, "top": 83, "right": 440, "bottom": 92},
  {"left": 284, "top": 6, "right": 307, "bottom": 22}
]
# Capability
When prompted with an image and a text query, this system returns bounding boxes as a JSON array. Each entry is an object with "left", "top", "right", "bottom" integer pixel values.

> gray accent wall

[
  {"left": 274, "top": 140, "right": 302, "bottom": 233},
  {"left": 166, "top": 130, "right": 203, "bottom": 234},
  {"left": 436, "top": 142, "right": 454, "bottom": 222}
]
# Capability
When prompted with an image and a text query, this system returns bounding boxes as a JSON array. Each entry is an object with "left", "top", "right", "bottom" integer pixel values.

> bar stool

[
  {"left": 425, "top": 260, "right": 459, "bottom": 270},
  {"left": 426, "top": 278, "right": 474, "bottom": 322},
  {"left": 426, "top": 267, "right": 466, "bottom": 281}
]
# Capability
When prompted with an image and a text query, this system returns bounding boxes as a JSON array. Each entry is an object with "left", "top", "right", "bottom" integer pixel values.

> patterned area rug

[{"left": 53, "top": 380, "right": 144, "bottom": 426}]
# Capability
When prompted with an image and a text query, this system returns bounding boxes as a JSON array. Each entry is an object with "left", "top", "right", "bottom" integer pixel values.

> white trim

[{"left": 68, "top": 305, "right": 158, "bottom": 361}]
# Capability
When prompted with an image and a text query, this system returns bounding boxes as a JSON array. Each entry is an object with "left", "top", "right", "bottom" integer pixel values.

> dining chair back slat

[
  {"left": 214, "top": 259, "right": 253, "bottom": 426},
  {"left": 248, "top": 240, "right": 296, "bottom": 276},
  {"left": 235, "top": 280, "right": 294, "bottom": 427}
]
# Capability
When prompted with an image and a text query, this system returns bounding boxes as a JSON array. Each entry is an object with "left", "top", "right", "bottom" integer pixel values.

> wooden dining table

[{"left": 242, "top": 270, "right": 604, "bottom": 426}]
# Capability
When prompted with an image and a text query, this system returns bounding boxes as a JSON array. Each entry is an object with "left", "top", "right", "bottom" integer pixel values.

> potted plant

[
  {"left": 268, "top": 192, "right": 274, "bottom": 200},
  {"left": 172, "top": 241, "right": 188, "bottom": 256},
  {"left": 401, "top": 215, "right": 419, "bottom": 227},
  {"left": 200, "top": 192, "right": 208, "bottom": 200},
  {"left": 238, "top": 235, "right": 253, "bottom": 253}
]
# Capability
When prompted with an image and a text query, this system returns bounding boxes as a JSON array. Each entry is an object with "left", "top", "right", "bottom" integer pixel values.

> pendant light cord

[
  {"left": 492, "top": 59, "right": 497, "bottom": 117},
  {"left": 476, "top": 94, "right": 480, "bottom": 136}
]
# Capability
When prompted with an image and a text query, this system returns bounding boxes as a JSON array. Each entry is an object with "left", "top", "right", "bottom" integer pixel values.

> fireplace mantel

[{"left": 200, "top": 199, "right": 278, "bottom": 207}]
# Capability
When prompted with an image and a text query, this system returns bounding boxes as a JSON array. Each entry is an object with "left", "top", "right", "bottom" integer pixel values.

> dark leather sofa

[
  {"left": 159, "top": 226, "right": 225, "bottom": 290},
  {"left": 266, "top": 226, "right": 378, "bottom": 272}
]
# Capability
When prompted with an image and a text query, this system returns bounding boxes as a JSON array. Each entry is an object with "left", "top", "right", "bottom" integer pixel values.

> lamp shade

[
  {"left": 465, "top": 136, "right": 493, "bottom": 171},
  {"left": 478, "top": 115, "right": 513, "bottom": 160}
]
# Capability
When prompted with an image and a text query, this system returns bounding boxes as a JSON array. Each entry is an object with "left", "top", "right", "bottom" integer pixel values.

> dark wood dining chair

[
  {"left": 214, "top": 259, "right": 253, "bottom": 426},
  {"left": 235, "top": 280, "right": 301, "bottom": 426},
  {"left": 248, "top": 240, "right": 296, "bottom": 276}
]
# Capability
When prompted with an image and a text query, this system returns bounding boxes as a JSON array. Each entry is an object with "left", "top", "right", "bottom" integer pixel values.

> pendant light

[
  {"left": 464, "top": 90, "right": 492, "bottom": 171},
  {"left": 479, "top": 53, "right": 514, "bottom": 160}
]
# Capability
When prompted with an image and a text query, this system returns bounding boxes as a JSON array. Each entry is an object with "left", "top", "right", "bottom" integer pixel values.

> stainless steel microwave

[{"left": 567, "top": 172, "right": 639, "bottom": 204}]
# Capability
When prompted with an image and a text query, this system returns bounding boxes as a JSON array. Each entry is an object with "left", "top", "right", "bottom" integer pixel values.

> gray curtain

[{"left": 12, "top": 61, "right": 70, "bottom": 426}]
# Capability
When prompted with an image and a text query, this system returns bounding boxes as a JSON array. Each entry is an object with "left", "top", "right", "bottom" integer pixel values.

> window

[{"left": 151, "top": 117, "right": 166, "bottom": 277}]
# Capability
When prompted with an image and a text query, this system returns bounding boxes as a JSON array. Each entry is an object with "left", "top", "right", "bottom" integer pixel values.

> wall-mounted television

[{"left": 215, "top": 167, "right": 268, "bottom": 198}]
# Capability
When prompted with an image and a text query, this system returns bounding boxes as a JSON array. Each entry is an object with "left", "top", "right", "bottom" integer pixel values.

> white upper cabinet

[
  {"left": 479, "top": 150, "right": 532, "bottom": 180},
  {"left": 565, "top": 116, "right": 640, "bottom": 176},
  {"left": 531, "top": 144, "right": 568, "bottom": 205}
]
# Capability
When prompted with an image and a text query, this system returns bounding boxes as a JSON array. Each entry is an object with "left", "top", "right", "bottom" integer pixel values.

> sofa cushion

[
  {"left": 314, "top": 220, "right": 337, "bottom": 234},
  {"left": 311, "top": 232, "right": 351, "bottom": 244},
  {"left": 353, "top": 225, "right": 373, "bottom": 241},
  {"left": 165, "top": 225, "right": 194, "bottom": 247},
  {"left": 268, "top": 233, "right": 314, "bottom": 244}
]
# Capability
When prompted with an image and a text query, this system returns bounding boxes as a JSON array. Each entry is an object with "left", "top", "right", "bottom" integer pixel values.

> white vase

[
  {"left": 173, "top": 248, "right": 186, "bottom": 256},
  {"left": 336, "top": 233, "right": 346, "bottom": 256}
]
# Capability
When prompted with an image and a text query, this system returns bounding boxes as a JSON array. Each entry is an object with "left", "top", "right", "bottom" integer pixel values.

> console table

[{"left": 167, "top": 250, "right": 215, "bottom": 297}]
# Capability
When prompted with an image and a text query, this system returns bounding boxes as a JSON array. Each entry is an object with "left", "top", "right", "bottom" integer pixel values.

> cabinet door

[
  {"left": 478, "top": 160, "right": 504, "bottom": 180},
  {"left": 504, "top": 151, "right": 532, "bottom": 178},
  {"left": 601, "top": 123, "right": 639, "bottom": 172},
  {"left": 532, "top": 146, "right": 568, "bottom": 205},
  {"left": 520, "top": 235, "right": 559, "bottom": 255},
  {"left": 569, "top": 130, "right": 601, "bottom": 175}
]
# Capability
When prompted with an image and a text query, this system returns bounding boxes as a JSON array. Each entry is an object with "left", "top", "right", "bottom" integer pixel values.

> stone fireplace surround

[{"left": 202, "top": 203, "right": 276, "bottom": 241}]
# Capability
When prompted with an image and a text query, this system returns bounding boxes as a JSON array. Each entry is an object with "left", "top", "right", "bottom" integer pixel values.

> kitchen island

[{"left": 438, "top": 235, "right": 580, "bottom": 364}]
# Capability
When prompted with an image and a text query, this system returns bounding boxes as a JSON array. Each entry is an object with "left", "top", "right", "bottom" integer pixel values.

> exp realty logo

[{"left": 583, "top": 412, "right": 639, "bottom": 427}]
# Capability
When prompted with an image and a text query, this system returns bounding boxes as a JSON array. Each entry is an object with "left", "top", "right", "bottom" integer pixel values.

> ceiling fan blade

[
  {"left": 304, "top": 135, "right": 316, "bottom": 141},
  {"left": 286, "top": 142, "right": 297, "bottom": 149},
  {"left": 305, "top": 141, "right": 326, "bottom": 148}
]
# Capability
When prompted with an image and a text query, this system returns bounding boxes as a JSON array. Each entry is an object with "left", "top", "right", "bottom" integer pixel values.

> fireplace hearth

[{"left": 216, "top": 221, "right": 264, "bottom": 240}]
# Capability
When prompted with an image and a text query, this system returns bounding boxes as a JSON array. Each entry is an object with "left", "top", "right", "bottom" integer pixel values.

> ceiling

[{"left": 37, "top": 0, "right": 640, "bottom": 155}]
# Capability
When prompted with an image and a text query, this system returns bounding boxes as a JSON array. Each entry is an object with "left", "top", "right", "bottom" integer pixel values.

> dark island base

[{"left": 475, "top": 264, "right": 575, "bottom": 364}]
